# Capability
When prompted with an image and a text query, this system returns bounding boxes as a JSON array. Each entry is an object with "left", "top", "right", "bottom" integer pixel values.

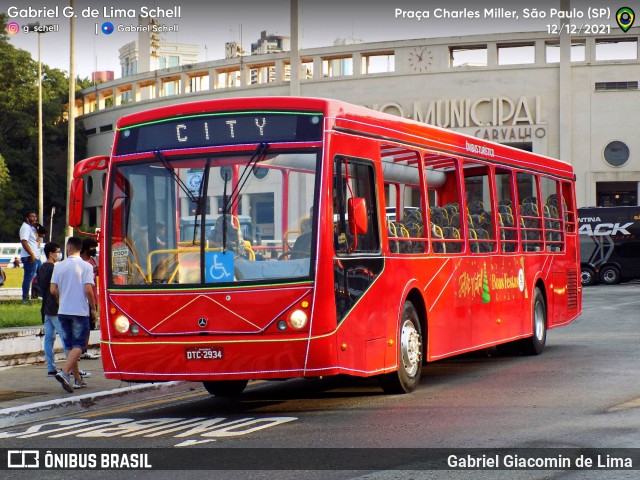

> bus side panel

[{"left": 466, "top": 255, "right": 532, "bottom": 348}]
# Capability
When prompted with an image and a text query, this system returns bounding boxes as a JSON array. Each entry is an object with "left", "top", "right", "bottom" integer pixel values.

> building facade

[{"left": 74, "top": 29, "right": 640, "bottom": 225}]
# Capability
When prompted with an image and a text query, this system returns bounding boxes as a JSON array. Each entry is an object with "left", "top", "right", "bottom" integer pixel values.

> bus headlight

[
  {"left": 288, "top": 309, "right": 308, "bottom": 329},
  {"left": 114, "top": 315, "right": 130, "bottom": 334}
]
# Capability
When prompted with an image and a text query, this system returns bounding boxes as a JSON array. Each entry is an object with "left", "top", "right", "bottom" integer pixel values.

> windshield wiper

[
  {"left": 155, "top": 151, "right": 205, "bottom": 244},
  {"left": 155, "top": 151, "right": 199, "bottom": 203},
  {"left": 220, "top": 142, "right": 269, "bottom": 251}
]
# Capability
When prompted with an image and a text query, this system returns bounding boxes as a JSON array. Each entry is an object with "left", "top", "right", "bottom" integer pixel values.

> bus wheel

[
  {"left": 203, "top": 380, "right": 248, "bottom": 397},
  {"left": 379, "top": 301, "right": 423, "bottom": 394},
  {"left": 581, "top": 266, "right": 596, "bottom": 286},
  {"left": 599, "top": 266, "right": 621, "bottom": 285},
  {"left": 519, "top": 287, "right": 546, "bottom": 355}
]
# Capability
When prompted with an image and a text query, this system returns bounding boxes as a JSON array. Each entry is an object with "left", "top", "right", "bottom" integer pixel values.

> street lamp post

[
  {"left": 28, "top": 22, "right": 48, "bottom": 223},
  {"left": 66, "top": 0, "right": 76, "bottom": 238}
]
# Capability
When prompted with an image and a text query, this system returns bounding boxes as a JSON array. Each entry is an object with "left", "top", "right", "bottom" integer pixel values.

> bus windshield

[{"left": 108, "top": 150, "right": 319, "bottom": 286}]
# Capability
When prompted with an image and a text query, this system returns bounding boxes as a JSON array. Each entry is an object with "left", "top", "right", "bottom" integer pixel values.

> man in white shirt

[
  {"left": 51, "top": 237, "right": 98, "bottom": 392},
  {"left": 19, "top": 211, "right": 41, "bottom": 303}
]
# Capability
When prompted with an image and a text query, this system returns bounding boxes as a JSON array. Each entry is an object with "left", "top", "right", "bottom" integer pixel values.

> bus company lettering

[
  {"left": 491, "top": 273, "right": 520, "bottom": 291},
  {"left": 458, "top": 270, "right": 484, "bottom": 300},
  {"left": 466, "top": 141, "right": 495, "bottom": 157}
]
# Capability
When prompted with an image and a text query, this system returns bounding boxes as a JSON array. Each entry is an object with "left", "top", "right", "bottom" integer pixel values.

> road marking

[
  {"left": 607, "top": 397, "right": 640, "bottom": 412},
  {"left": 78, "top": 389, "right": 209, "bottom": 418},
  {"left": 0, "top": 415, "right": 298, "bottom": 447}
]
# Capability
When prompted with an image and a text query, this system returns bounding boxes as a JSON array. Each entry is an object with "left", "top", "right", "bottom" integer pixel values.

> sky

[{"left": 3, "top": 0, "right": 631, "bottom": 79}]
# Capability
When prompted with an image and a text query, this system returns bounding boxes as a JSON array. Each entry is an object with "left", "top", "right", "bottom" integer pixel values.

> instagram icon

[{"left": 6, "top": 22, "right": 20, "bottom": 35}]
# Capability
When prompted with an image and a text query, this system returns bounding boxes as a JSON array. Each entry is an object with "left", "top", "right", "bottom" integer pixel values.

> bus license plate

[{"left": 185, "top": 346, "right": 223, "bottom": 361}]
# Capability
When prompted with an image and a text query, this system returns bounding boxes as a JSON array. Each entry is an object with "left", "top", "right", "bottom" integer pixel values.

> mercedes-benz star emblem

[{"left": 198, "top": 317, "right": 207, "bottom": 328}]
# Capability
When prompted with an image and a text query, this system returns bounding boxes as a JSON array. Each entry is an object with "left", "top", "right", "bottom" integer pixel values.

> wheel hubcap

[
  {"left": 400, "top": 319, "right": 421, "bottom": 377},
  {"left": 534, "top": 301, "right": 545, "bottom": 341}
]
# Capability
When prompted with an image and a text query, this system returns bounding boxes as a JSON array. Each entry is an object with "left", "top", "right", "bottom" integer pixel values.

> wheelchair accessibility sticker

[{"left": 205, "top": 251, "right": 234, "bottom": 282}]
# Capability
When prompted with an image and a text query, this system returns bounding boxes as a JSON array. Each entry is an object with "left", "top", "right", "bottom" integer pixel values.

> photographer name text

[{"left": 7, "top": 6, "right": 182, "bottom": 19}]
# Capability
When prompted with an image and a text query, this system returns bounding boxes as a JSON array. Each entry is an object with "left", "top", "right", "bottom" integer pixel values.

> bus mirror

[
  {"left": 69, "top": 177, "right": 84, "bottom": 227},
  {"left": 69, "top": 156, "right": 109, "bottom": 229},
  {"left": 348, "top": 197, "right": 368, "bottom": 236}
]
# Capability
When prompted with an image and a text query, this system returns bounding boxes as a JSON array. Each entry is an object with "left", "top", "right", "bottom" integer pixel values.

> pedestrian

[
  {"left": 19, "top": 210, "right": 41, "bottom": 303},
  {"left": 39, "top": 241, "right": 68, "bottom": 376},
  {"left": 31, "top": 224, "right": 48, "bottom": 298},
  {"left": 51, "top": 237, "right": 98, "bottom": 392},
  {"left": 0, "top": 264, "right": 6, "bottom": 287},
  {"left": 80, "top": 237, "right": 100, "bottom": 360}
]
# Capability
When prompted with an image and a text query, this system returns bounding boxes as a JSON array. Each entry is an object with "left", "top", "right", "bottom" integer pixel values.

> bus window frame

[
  {"left": 333, "top": 155, "right": 382, "bottom": 256},
  {"left": 106, "top": 146, "right": 323, "bottom": 288}
]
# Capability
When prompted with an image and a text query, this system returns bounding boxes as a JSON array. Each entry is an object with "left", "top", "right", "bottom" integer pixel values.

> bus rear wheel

[
  {"left": 379, "top": 301, "right": 423, "bottom": 394},
  {"left": 203, "top": 380, "right": 248, "bottom": 397},
  {"left": 581, "top": 266, "right": 596, "bottom": 286},
  {"left": 599, "top": 266, "right": 621, "bottom": 285},
  {"left": 519, "top": 287, "right": 547, "bottom": 355}
]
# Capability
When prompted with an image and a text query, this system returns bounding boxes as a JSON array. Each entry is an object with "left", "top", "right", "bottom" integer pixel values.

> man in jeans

[
  {"left": 19, "top": 211, "right": 41, "bottom": 303},
  {"left": 39, "top": 241, "right": 67, "bottom": 376},
  {"left": 51, "top": 237, "right": 98, "bottom": 392}
]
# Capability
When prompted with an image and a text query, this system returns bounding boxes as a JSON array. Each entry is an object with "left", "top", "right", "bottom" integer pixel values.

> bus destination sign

[{"left": 115, "top": 112, "right": 323, "bottom": 155}]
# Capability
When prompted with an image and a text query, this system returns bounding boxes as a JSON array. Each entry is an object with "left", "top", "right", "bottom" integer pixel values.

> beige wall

[{"left": 78, "top": 29, "right": 640, "bottom": 213}]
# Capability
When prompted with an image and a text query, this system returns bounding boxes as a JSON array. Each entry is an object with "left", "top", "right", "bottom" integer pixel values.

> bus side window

[
  {"left": 423, "top": 155, "right": 462, "bottom": 254},
  {"left": 540, "top": 177, "right": 564, "bottom": 252},
  {"left": 463, "top": 161, "right": 496, "bottom": 254},
  {"left": 495, "top": 168, "right": 518, "bottom": 252},
  {"left": 333, "top": 157, "right": 380, "bottom": 254},
  {"left": 517, "top": 172, "right": 543, "bottom": 252}
]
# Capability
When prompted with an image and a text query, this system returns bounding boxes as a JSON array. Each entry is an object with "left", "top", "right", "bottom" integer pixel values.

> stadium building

[{"left": 75, "top": 27, "right": 640, "bottom": 225}]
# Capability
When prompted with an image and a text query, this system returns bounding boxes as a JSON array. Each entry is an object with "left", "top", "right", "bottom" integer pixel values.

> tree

[{"left": 0, "top": 13, "right": 87, "bottom": 242}]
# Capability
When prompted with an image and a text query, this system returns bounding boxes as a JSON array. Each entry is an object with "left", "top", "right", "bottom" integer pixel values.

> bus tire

[
  {"left": 581, "top": 266, "right": 596, "bottom": 287},
  {"left": 378, "top": 301, "right": 423, "bottom": 394},
  {"left": 599, "top": 266, "right": 621, "bottom": 285},
  {"left": 203, "top": 380, "right": 248, "bottom": 397},
  {"left": 519, "top": 287, "right": 547, "bottom": 355}
]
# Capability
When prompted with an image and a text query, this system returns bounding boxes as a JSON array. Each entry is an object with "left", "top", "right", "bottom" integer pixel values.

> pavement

[
  {"left": 0, "top": 289, "right": 197, "bottom": 428},
  {"left": 0, "top": 357, "right": 199, "bottom": 429}
]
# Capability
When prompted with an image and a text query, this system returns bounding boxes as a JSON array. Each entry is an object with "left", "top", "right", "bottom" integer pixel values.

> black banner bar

[{"left": 1, "top": 448, "right": 639, "bottom": 471}]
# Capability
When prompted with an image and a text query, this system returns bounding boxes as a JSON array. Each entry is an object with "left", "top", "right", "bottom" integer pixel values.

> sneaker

[
  {"left": 55, "top": 370, "right": 74, "bottom": 393},
  {"left": 73, "top": 378, "right": 87, "bottom": 389},
  {"left": 80, "top": 352, "right": 100, "bottom": 360},
  {"left": 47, "top": 370, "right": 58, "bottom": 377},
  {"left": 78, "top": 369, "right": 92, "bottom": 377}
]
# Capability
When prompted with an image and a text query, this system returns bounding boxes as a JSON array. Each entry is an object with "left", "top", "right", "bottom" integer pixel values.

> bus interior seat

[
  {"left": 431, "top": 223, "right": 445, "bottom": 253},
  {"left": 441, "top": 226, "right": 461, "bottom": 253}
]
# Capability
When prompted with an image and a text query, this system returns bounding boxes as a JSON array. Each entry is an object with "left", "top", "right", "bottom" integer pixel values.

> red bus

[{"left": 69, "top": 97, "right": 581, "bottom": 395}]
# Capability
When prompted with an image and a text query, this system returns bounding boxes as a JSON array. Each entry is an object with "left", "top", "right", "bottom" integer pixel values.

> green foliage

[
  {"left": 0, "top": 153, "right": 9, "bottom": 189},
  {"left": 2, "top": 266, "right": 23, "bottom": 288},
  {"left": 0, "top": 300, "right": 43, "bottom": 328},
  {"left": 0, "top": 13, "right": 87, "bottom": 244}
]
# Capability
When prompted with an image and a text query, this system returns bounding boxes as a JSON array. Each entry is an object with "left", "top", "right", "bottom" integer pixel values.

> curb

[
  {"left": 0, "top": 329, "right": 101, "bottom": 368},
  {"left": 0, "top": 380, "right": 199, "bottom": 429}
]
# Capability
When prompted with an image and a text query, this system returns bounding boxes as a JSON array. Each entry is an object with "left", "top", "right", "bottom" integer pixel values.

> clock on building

[{"left": 408, "top": 47, "right": 433, "bottom": 73}]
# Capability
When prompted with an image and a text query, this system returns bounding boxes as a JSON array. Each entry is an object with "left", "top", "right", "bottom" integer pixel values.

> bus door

[{"left": 331, "top": 148, "right": 384, "bottom": 372}]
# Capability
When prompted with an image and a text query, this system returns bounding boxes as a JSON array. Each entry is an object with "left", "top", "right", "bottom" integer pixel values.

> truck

[{"left": 578, "top": 206, "right": 640, "bottom": 286}]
